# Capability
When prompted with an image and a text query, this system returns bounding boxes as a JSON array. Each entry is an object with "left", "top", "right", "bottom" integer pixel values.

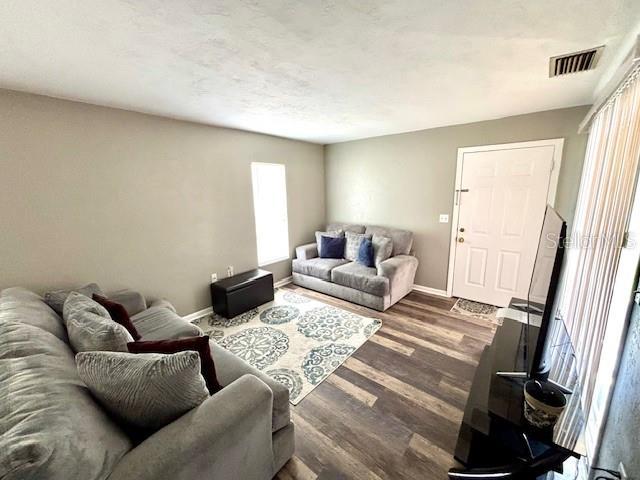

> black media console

[{"left": 449, "top": 301, "right": 586, "bottom": 479}]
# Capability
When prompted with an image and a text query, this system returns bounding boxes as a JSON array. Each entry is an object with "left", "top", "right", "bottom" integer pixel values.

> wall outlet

[
  {"left": 619, "top": 462, "right": 628, "bottom": 480},
  {"left": 227, "top": 266, "right": 234, "bottom": 277},
  {"left": 210, "top": 273, "right": 218, "bottom": 283},
  {"left": 439, "top": 214, "right": 449, "bottom": 223}
]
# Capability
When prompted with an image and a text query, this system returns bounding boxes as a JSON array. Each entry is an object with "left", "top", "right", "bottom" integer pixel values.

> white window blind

[
  {"left": 558, "top": 64, "right": 640, "bottom": 458},
  {"left": 251, "top": 162, "right": 290, "bottom": 266}
]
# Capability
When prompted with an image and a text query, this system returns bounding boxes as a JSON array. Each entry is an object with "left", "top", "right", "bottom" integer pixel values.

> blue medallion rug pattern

[{"left": 191, "top": 289, "right": 381, "bottom": 404}]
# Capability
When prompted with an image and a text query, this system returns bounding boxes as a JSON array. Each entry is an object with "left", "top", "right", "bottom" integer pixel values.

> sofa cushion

[
  {"left": 64, "top": 293, "right": 133, "bottom": 353},
  {"left": 209, "top": 341, "right": 290, "bottom": 432},
  {"left": 331, "top": 262, "right": 390, "bottom": 297},
  {"left": 131, "top": 306, "right": 203, "bottom": 341},
  {"left": 372, "top": 234, "right": 393, "bottom": 265},
  {"left": 365, "top": 226, "right": 413, "bottom": 256},
  {"left": 292, "top": 258, "right": 349, "bottom": 281},
  {"left": 345, "top": 232, "right": 372, "bottom": 261},
  {"left": 0, "top": 287, "right": 67, "bottom": 342},
  {"left": 0, "top": 320, "right": 132, "bottom": 480},
  {"left": 326, "top": 223, "right": 365, "bottom": 234},
  {"left": 44, "top": 283, "right": 104, "bottom": 316},
  {"left": 76, "top": 351, "right": 209, "bottom": 431}
]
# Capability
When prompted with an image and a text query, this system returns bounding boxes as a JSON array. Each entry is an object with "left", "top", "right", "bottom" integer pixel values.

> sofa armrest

[
  {"left": 295, "top": 243, "right": 318, "bottom": 260},
  {"left": 148, "top": 298, "right": 177, "bottom": 313},
  {"left": 108, "top": 289, "right": 148, "bottom": 316},
  {"left": 210, "top": 341, "right": 290, "bottom": 432},
  {"left": 108, "top": 375, "right": 275, "bottom": 480},
  {"left": 377, "top": 255, "right": 419, "bottom": 302}
]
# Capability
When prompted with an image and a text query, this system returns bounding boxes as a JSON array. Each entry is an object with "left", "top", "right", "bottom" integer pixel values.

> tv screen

[{"left": 527, "top": 205, "right": 567, "bottom": 377}]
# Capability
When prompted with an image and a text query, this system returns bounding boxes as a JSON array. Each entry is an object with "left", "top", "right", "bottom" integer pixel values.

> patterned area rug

[
  {"left": 451, "top": 298, "right": 500, "bottom": 324},
  {"left": 191, "top": 289, "right": 381, "bottom": 405}
]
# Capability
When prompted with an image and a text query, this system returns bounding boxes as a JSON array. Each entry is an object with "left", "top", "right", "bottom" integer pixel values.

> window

[{"left": 251, "top": 162, "right": 290, "bottom": 266}]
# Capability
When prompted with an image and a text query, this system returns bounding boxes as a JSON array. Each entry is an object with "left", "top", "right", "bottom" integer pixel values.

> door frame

[{"left": 445, "top": 138, "right": 565, "bottom": 298}]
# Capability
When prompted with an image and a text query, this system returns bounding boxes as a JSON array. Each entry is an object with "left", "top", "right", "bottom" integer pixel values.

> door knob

[{"left": 458, "top": 237, "right": 465, "bottom": 243}]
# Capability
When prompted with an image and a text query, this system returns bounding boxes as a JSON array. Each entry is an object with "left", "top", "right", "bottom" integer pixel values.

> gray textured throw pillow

[
  {"left": 345, "top": 231, "right": 373, "bottom": 261},
  {"left": 372, "top": 234, "right": 393, "bottom": 265},
  {"left": 44, "top": 283, "right": 104, "bottom": 315},
  {"left": 76, "top": 351, "right": 209, "bottom": 430},
  {"left": 64, "top": 292, "right": 133, "bottom": 353}
]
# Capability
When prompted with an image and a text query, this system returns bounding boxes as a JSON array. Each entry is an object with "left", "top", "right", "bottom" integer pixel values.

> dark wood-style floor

[{"left": 274, "top": 284, "right": 497, "bottom": 480}]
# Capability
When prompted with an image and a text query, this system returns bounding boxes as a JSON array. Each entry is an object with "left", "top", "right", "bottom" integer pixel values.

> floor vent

[{"left": 549, "top": 46, "right": 604, "bottom": 77}]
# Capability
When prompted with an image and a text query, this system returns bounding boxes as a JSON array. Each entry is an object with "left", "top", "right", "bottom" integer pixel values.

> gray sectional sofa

[
  {"left": 292, "top": 223, "right": 419, "bottom": 311},
  {"left": 0, "top": 286, "right": 293, "bottom": 480}
]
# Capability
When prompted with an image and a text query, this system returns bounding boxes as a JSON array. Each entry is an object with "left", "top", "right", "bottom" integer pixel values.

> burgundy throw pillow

[
  {"left": 127, "top": 336, "right": 222, "bottom": 394},
  {"left": 93, "top": 294, "right": 141, "bottom": 341}
]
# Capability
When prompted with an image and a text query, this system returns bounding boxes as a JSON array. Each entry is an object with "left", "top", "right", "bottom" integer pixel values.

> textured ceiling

[{"left": 1, "top": 1, "right": 639, "bottom": 143}]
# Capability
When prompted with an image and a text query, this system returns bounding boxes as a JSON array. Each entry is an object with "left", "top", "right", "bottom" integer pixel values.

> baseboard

[
  {"left": 183, "top": 277, "right": 292, "bottom": 322},
  {"left": 274, "top": 276, "right": 293, "bottom": 288},
  {"left": 182, "top": 306, "right": 213, "bottom": 323},
  {"left": 412, "top": 284, "right": 450, "bottom": 297}
]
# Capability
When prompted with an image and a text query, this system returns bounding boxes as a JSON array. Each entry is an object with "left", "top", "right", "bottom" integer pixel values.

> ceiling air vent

[{"left": 549, "top": 46, "right": 604, "bottom": 77}]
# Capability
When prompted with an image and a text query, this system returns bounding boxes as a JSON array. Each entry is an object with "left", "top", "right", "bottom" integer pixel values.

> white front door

[{"left": 450, "top": 140, "right": 563, "bottom": 307}]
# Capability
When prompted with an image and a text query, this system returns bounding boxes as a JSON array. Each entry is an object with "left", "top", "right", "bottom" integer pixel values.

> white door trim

[{"left": 445, "top": 138, "right": 565, "bottom": 298}]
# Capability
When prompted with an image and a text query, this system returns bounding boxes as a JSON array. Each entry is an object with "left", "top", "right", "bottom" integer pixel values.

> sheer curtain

[{"left": 559, "top": 64, "right": 640, "bottom": 457}]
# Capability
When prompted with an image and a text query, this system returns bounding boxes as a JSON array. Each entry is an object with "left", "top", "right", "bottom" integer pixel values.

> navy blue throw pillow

[
  {"left": 357, "top": 238, "right": 375, "bottom": 267},
  {"left": 320, "top": 235, "right": 346, "bottom": 259}
]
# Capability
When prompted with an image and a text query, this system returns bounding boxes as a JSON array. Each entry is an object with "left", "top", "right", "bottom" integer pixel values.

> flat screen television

[{"left": 526, "top": 205, "right": 567, "bottom": 379}]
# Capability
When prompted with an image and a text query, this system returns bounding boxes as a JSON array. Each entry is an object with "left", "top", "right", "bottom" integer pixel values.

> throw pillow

[
  {"left": 64, "top": 292, "right": 133, "bottom": 353},
  {"left": 345, "top": 231, "right": 372, "bottom": 261},
  {"left": 76, "top": 350, "right": 209, "bottom": 430},
  {"left": 127, "top": 336, "right": 222, "bottom": 394},
  {"left": 93, "top": 294, "right": 141, "bottom": 341},
  {"left": 44, "top": 282, "right": 104, "bottom": 316},
  {"left": 320, "top": 235, "right": 347, "bottom": 259},
  {"left": 63, "top": 290, "right": 110, "bottom": 322},
  {"left": 357, "top": 237, "right": 375, "bottom": 267},
  {"left": 314, "top": 230, "right": 343, "bottom": 247},
  {"left": 372, "top": 234, "right": 393, "bottom": 265}
]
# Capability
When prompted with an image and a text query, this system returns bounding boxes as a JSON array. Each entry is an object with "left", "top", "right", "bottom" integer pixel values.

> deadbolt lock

[{"left": 459, "top": 227, "right": 465, "bottom": 233}]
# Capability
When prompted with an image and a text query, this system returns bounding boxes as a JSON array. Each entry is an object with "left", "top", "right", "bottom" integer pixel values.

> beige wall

[
  {"left": 0, "top": 90, "right": 590, "bottom": 310},
  {"left": 325, "top": 106, "right": 591, "bottom": 291},
  {"left": 0, "top": 89, "right": 325, "bottom": 314}
]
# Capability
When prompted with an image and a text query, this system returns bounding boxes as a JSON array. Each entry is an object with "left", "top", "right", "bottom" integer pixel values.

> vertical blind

[
  {"left": 251, "top": 162, "right": 290, "bottom": 266},
  {"left": 560, "top": 65, "right": 640, "bottom": 426}
]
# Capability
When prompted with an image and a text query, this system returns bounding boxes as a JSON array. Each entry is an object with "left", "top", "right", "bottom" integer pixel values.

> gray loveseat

[
  {"left": 0, "top": 286, "right": 293, "bottom": 480},
  {"left": 292, "top": 223, "right": 419, "bottom": 311}
]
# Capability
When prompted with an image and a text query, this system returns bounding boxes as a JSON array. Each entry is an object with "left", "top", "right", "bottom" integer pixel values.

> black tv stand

[
  {"left": 495, "top": 371, "right": 573, "bottom": 396},
  {"left": 449, "top": 309, "right": 585, "bottom": 479},
  {"left": 510, "top": 301, "right": 545, "bottom": 315},
  {"left": 495, "top": 299, "right": 573, "bottom": 394}
]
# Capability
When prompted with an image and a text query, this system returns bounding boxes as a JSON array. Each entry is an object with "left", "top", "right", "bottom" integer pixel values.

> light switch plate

[
  {"left": 439, "top": 214, "right": 449, "bottom": 223},
  {"left": 211, "top": 273, "right": 218, "bottom": 283}
]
